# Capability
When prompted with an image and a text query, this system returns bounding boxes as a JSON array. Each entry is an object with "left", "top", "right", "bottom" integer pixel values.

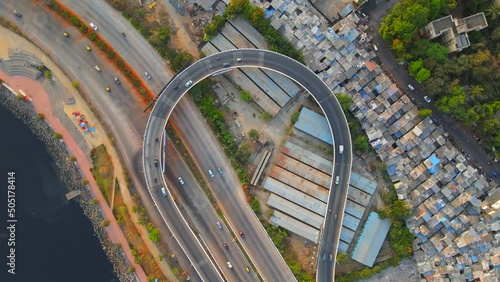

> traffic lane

[
  {"left": 60, "top": 0, "right": 172, "bottom": 93},
  {"left": 164, "top": 138, "right": 256, "bottom": 281},
  {"left": 150, "top": 50, "right": 350, "bottom": 281},
  {"left": 171, "top": 98, "right": 293, "bottom": 281},
  {"left": 179, "top": 50, "right": 348, "bottom": 276},
  {"left": 145, "top": 125, "right": 222, "bottom": 282},
  {"left": 0, "top": 0, "right": 149, "bottom": 136}
]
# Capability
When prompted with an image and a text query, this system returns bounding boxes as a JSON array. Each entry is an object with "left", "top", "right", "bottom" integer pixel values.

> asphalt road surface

[
  {"left": 164, "top": 138, "right": 259, "bottom": 281},
  {"left": 143, "top": 49, "right": 353, "bottom": 282},
  {"left": 60, "top": 0, "right": 173, "bottom": 92}
]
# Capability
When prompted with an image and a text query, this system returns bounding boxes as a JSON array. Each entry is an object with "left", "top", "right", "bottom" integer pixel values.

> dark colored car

[
  {"left": 239, "top": 231, "right": 245, "bottom": 238},
  {"left": 154, "top": 158, "right": 159, "bottom": 167},
  {"left": 223, "top": 242, "right": 228, "bottom": 250}
]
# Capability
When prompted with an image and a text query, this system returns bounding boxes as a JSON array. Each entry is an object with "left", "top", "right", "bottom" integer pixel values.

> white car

[
  {"left": 185, "top": 80, "right": 193, "bottom": 87},
  {"left": 161, "top": 187, "right": 167, "bottom": 196},
  {"left": 89, "top": 23, "right": 98, "bottom": 31},
  {"left": 178, "top": 177, "right": 184, "bottom": 185},
  {"left": 216, "top": 221, "right": 222, "bottom": 229},
  {"left": 335, "top": 176, "right": 340, "bottom": 185},
  {"left": 424, "top": 96, "right": 431, "bottom": 103},
  {"left": 227, "top": 261, "right": 233, "bottom": 269},
  {"left": 208, "top": 169, "right": 215, "bottom": 178},
  {"left": 145, "top": 72, "right": 151, "bottom": 80},
  {"left": 408, "top": 84, "right": 415, "bottom": 91}
]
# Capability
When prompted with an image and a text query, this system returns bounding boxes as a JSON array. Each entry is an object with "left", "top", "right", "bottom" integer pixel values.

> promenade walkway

[{"left": 0, "top": 27, "right": 148, "bottom": 281}]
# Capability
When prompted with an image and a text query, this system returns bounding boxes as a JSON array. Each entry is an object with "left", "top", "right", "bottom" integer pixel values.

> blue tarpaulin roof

[
  {"left": 265, "top": 7, "right": 275, "bottom": 19},
  {"left": 428, "top": 154, "right": 440, "bottom": 174},
  {"left": 294, "top": 107, "right": 333, "bottom": 145},
  {"left": 387, "top": 164, "right": 397, "bottom": 176}
]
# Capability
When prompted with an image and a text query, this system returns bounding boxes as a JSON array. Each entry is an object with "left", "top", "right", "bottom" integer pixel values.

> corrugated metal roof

[
  {"left": 294, "top": 107, "right": 333, "bottom": 145},
  {"left": 351, "top": 212, "right": 392, "bottom": 267}
]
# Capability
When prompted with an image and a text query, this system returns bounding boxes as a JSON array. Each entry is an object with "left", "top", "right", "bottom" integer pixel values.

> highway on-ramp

[{"left": 143, "top": 49, "right": 353, "bottom": 282}]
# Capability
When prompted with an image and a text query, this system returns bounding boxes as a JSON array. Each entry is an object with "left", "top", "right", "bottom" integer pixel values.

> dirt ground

[
  {"left": 288, "top": 234, "right": 319, "bottom": 274},
  {"left": 359, "top": 257, "right": 420, "bottom": 282}
]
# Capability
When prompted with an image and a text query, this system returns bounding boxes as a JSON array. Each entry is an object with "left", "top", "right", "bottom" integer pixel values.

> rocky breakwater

[{"left": 0, "top": 86, "right": 138, "bottom": 282}]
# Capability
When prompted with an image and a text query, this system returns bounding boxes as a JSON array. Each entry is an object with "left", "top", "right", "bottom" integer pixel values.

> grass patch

[
  {"left": 90, "top": 145, "right": 114, "bottom": 205},
  {"left": 113, "top": 191, "right": 167, "bottom": 281}
]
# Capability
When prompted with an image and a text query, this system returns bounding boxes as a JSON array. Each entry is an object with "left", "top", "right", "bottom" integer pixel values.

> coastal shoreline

[{"left": 0, "top": 86, "right": 137, "bottom": 282}]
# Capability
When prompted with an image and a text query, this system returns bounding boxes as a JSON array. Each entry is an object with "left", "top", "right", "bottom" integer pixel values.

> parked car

[
  {"left": 178, "top": 177, "right": 184, "bottom": 185},
  {"left": 208, "top": 169, "right": 215, "bottom": 178},
  {"left": 13, "top": 10, "right": 22, "bottom": 17},
  {"left": 89, "top": 22, "right": 98, "bottom": 31},
  {"left": 63, "top": 32, "right": 69, "bottom": 37},
  {"left": 145, "top": 72, "right": 151, "bottom": 80},
  {"left": 329, "top": 254, "right": 333, "bottom": 262},
  {"left": 424, "top": 96, "right": 431, "bottom": 103},
  {"left": 245, "top": 267, "right": 250, "bottom": 273},
  {"left": 94, "top": 65, "right": 101, "bottom": 72}
]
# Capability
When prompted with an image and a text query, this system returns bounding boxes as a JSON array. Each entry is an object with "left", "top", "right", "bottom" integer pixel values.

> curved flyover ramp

[{"left": 142, "top": 49, "right": 352, "bottom": 282}]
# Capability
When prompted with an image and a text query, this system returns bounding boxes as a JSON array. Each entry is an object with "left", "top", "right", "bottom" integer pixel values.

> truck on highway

[{"left": 339, "top": 145, "right": 344, "bottom": 154}]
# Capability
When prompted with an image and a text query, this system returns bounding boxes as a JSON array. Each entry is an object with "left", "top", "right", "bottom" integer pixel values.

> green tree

[
  {"left": 409, "top": 59, "right": 424, "bottom": 77},
  {"left": 336, "top": 93, "right": 353, "bottom": 113},
  {"left": 240, "top": 90, "right": 252, "bottom": 102},
  {"left": 248, "top": 129, "right": 259, "bottom": 138},
  {"left": 61, "top": 10, "right": 70, "bottom": 19},
  {"left": 291, "top": 112, "right": 300, "bottom": 124},
  {"left": 418, "top": 109, "right": 433, "bottom": 118},
  {"left": 382, "top": 199, "right": 412, "bottom": 223},
  {"left": 52, "top": 133, "right": 62, "bottom": 139},
  {"left": 88, "top": 32, "right": 97, "bottom": 41},
  {"left": 224, "top": 0, "right": 251, "bottom": 19},
  {"left": 44, "top": 70, "right": 52, "bottom": 79},
  {"left": 96, "top": 40, "right": 107, "bottom": 50},
  {"left": 415, "top": 67, "right": 431, "bottom": 83},
  {"left": 425, "top": 43, "right": 448, "bottom": 63},
  {"left": 261, "top": 111, "right": 272, "bottom": 121},
  {"left": 36, "top": 113, "right": 45, "bottom": 120},
  {"left": 485, "top": 4, "right": 500, "bottom": 22},
  {"left": 72, "top": 81, "right": 79, "bottom": 88},
  {"left": 389, "top": 222, "right": 414, "bottom": 257},
  {"left": 336, "top": 253, "right": 350, "bottom": 264},
  {"left": 69, "top": 16, "right": 81, "bottom": 27},
  {"left": 468, "top": 85, "right": 484, "bottom": 100},
  {"left": 107, "top": 50, "right": 116, "bottom": 59},
  {"left": 170, "top": 53, "right": 191, "bottom": 72},
  {"left": 354, "top": 135, "right": 369, "bottom": 152},
  {"left": 116, "top": 59, "right": 124, "bottom": 68},
  {"left": 148, "top": 228, "right": 160, "bottom": 242},
  {"left": 80, "top": 25, "right": 88, "bottom": 33},
  {"left": 100, "top": 219, "right": 110, "bottom": 227},
  {"left": 250, "top": 197, "right": 261, "bottom": 215}
]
